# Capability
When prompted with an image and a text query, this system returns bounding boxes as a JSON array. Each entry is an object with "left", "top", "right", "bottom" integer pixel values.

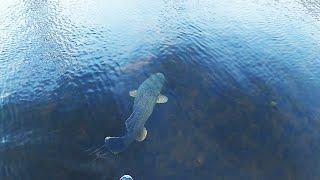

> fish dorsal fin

[
  {"left": 156, "top": 94, "right": 168, "bottom": 103},
  {"left": 129, "top": 90, "right": 137, "bottom": 97},
  {"left": 136, "top": 127, "right": 147, "bottom": 142}
]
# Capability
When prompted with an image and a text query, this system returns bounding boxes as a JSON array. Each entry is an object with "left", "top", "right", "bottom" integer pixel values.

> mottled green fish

[{"left": 105, "top": 73, "right": 168, "bottom": 154}]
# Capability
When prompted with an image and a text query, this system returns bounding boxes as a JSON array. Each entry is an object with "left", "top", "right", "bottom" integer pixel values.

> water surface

[{"left": 1, "top": 0, "right": 320, "bottom": 179}]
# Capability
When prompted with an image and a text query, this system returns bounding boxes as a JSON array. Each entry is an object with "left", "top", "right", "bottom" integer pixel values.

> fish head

[
  {"left": 153, "top": 72, "right": 165, "bottom": 84},
  {"left": 149, "top": 73, "right": 165, "bottom": 92}
]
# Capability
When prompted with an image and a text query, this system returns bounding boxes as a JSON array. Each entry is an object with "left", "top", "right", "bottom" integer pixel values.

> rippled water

[{"left": 1, "top": 0, "right": 320, "bottom": 179}]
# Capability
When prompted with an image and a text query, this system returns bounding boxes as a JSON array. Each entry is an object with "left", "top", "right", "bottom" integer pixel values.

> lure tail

[{"left": 105, "top": 135, "right": 131, "bottom": 154}]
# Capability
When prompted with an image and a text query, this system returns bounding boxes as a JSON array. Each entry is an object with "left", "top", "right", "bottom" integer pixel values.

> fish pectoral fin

[
  {"left": 156, "top": 94, "right": 168, "bottom": 103},
  {"left": 135, "top": 127, "right": 147, "bottom": 142},
  {"left": 129, "top": 90, "right": 137, "bottom": 97}
]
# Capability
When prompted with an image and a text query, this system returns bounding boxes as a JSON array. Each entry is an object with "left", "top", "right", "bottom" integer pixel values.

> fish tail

[{"left": 104, "top": 135, "right": 131, "bottom": 154}]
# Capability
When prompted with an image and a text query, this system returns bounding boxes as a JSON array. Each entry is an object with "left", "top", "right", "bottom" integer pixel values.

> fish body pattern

[{"left": 105, "top": 73, "right": 168, "bottom": 154}]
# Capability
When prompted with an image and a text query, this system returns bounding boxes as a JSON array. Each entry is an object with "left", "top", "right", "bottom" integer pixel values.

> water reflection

[
  {"left": 1, "top": 0, "right": 320, "bottom": 179},
  {"left": 300, "top": 0, "right": 320, "bottom": 20}
]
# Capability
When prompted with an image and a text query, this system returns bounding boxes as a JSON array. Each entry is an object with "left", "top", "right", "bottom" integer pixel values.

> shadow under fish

[{"left": 105, "top": 73, "right": 168, "bottom": 154}]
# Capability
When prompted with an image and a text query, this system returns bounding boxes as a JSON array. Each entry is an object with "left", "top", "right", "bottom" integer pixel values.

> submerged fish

[{"left": 105, "top": 73, "right": 168, "bottom": 154}]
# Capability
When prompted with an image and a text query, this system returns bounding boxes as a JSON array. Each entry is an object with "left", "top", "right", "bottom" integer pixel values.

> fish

[{"left": 105, "top": 73, "right": 168, "bottom": 154}]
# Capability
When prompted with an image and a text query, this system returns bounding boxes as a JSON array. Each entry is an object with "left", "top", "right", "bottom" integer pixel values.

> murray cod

[{"left": 105, "top": 73, "right": 168, "bottom": 154}]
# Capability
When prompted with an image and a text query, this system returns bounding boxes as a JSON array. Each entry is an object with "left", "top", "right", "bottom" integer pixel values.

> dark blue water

[{"left": 1, "top": 0, "right": 320, "bottom": 179}]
